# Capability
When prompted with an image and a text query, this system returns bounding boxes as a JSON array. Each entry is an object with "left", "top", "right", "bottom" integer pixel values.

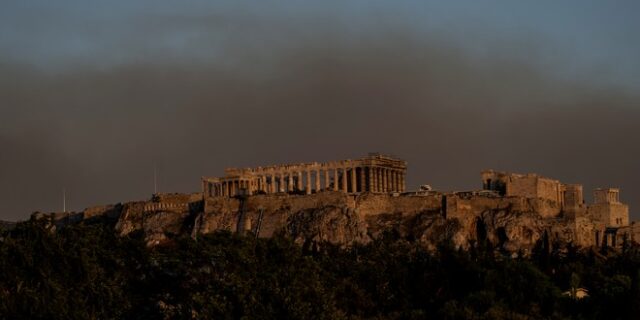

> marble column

[
  {"left": 342, "top": 167, "right": 348, "bottom": 192},
  {"left": 333, "top": 168, "right": 339, "bottom": 191},
  {"left": 351, "top": 167, "right": 357, "bottom": 193},
  {"left": 371, "top": 167, "right": 377, "bottom": 192},
  {"left": 324, "top": 169, "right": 330, "bottom": 190},
  {"left": 288, "top": 172, "right": 293, "bottom": 192},
  {"left": 315, "top": 169, "right": 321, "bottom": 192},
  {"left": 306, "top": 170, "right": 312, "bottom": 194},
  {"left": 269, "top": 174, "right": 274, "bottom": 193}
]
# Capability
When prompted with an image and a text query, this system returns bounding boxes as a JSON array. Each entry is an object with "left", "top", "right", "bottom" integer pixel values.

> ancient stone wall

[
  {"left": 483, "top": 170, "right": 564, "bottom": 206},
  {"left": 152, "top": 192, "right": 202, "bottom": 203},
  {"left": 564, "top": 184, "right": 584, "bottom": 208},
  {"left": 537, "top": 178, "right": 564, "bottom": 206},
  {"left": 588, "top": 203, "right": 630, "bottom": 227},
  {"left": 507, "top": 175, "right": 538, "bottom": 199}
]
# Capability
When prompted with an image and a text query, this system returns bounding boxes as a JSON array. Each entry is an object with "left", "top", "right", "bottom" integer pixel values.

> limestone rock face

[
  {"left": 191, "top": 192, "right": 570, "bottom": 252},
  {"left": 33, "top": 191, "right": 585, "bottom": 251},
  {"left": 192, "top": 192, "right": 369, "bottom": 245},
  {"left": 284, "top": 206, "right": 369, "bottom": 245},
  {"left": 115, "top": 201, "right": 193, "bottom": 246}
]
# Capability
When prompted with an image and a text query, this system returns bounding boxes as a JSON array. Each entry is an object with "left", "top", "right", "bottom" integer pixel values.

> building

[
  {"left": 481, "top": 169, "right": 632, "bottom": 247},
  {"left": 589, "top": 188, "right": 629, "bottom": 227},
  {"left": 481, "top": 170, "right": 567, "bottom": 206},
  {"left": 202, "top": 153, "right": 407, "bottom": 197}
]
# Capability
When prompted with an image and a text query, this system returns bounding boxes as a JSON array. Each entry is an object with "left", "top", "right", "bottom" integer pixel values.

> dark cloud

[{"left": 1, "top": 14, "right": 639, "bottom": 221}]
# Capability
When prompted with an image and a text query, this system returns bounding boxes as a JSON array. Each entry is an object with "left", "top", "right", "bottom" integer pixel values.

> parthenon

[{"left": 202, "top": 153, "right": 407, "bottom": 197}]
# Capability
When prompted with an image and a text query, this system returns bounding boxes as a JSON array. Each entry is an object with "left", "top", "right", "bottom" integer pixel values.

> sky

[{"left": 0, "top": 0, "right": 639, "bottom": 220}]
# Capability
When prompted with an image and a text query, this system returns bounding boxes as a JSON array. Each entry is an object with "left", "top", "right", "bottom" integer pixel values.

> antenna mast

[
  {"left": 63, "top": 188, "right": 66, "bottom": 213},
  {"left": 154, "top": 165, "right": 158, "bottom": 194}
]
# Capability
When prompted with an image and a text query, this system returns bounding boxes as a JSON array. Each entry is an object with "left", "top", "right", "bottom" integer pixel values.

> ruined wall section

[
  {"left": 588, "top": 203, "right": 630, "bottom": 227},
  {"left": 507, "top": 176, "right": 538, "bottom": 199},
  {"left": 537, "top": 178, "right": 564, "bottom": 206},
  {"left": 483, "top": 171, "right": 565, "bottom": 213}
]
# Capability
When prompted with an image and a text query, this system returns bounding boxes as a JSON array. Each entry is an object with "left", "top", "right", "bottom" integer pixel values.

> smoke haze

[{"left": 1, "top": 2, "right": 639, "bottom": 220}]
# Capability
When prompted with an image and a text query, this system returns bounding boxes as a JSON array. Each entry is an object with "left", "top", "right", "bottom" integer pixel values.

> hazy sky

[{"left": 1, "top": 1, "right": 639, "bottom": 220}]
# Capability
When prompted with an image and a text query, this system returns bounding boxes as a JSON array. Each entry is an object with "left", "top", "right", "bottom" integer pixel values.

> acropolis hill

[{"left": 33, "top": 153, "right": 638, "bottom": 252}]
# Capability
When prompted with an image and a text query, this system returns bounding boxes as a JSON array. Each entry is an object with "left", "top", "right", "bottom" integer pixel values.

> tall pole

[
  {"left": 63, "top": 188, "right": 66, "bottom": 213},
  {"left": 154, "top": 165, "right": 158, "bottom": 194}
]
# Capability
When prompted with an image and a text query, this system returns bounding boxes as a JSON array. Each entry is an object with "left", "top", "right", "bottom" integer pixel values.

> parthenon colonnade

[{"left": 202, "top": 153, "right": 407, "bottom": 197}]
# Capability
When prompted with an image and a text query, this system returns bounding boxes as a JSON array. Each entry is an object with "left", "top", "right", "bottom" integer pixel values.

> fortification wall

[
  {"left": 588, "top": 203, "right": 630, "bottom": 227},
  {"left": 507, "top": 176, "right": 538, "bottom": 198},
  {"left": 537, "top": 178, "right": 562, "bottom": 204},
  {"left": 446, "top": 195, "right": 561, "bottom": 220},
  {"left": 153, "top": 193, "right": 202, "bottom": 203},
  {"left": 355, "top": 193, "right": 442, "bottom": 217}
]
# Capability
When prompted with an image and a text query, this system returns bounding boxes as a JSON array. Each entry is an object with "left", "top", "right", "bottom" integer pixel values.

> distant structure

[
  {"left": 481, "top": 170, "right": 630, "bottom": 246},
  {"left": 482, "top": 170, "right": 565, "bottom": 203},
  {"left": 591, "top": 188, "right": 629, "bottom": 227},
  {"left": 34, "top": 153, "right": 636, "bottom": 250},
  {"left": 203, "top": 153, "right": 407, "bottom": 197}
]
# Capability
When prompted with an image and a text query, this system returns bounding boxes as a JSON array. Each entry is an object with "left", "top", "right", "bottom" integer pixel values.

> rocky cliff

[{"left": 32, "top": 191, "right": 584, "bottom": 252}]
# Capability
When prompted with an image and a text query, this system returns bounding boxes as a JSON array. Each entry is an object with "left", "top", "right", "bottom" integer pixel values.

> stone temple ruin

[
  {"left": 480, "top": 170, "right": 632, "bottom": 247},
  {"left": 202, "top": 153, "right": 407, "bottom": 197},
  {"left": 34, "top": 153, "right": 638, "bottom": 250}
]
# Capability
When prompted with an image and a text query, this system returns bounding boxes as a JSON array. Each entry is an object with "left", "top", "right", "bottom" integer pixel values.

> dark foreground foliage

[{"left": 1, "top": 221, "right": 640, "bottom": 319}]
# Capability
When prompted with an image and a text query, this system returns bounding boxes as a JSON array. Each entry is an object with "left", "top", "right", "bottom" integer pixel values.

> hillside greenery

[{"left": 1, "top": 220, "right": 639, "bottom": 319}]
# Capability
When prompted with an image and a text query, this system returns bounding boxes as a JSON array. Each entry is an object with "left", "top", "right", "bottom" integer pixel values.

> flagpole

[{"left": 154, "top": 165, "right": 158, "bottom": 194}]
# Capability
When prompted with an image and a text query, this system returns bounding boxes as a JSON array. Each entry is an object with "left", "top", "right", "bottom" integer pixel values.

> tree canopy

[{"left": 1, "top": 221, "right": 639, "bottom": 319}]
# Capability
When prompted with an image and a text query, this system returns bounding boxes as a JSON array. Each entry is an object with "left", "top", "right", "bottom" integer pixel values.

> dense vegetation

[{"left": 1, "top": 220, "right": 639, "bottom": 319}]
